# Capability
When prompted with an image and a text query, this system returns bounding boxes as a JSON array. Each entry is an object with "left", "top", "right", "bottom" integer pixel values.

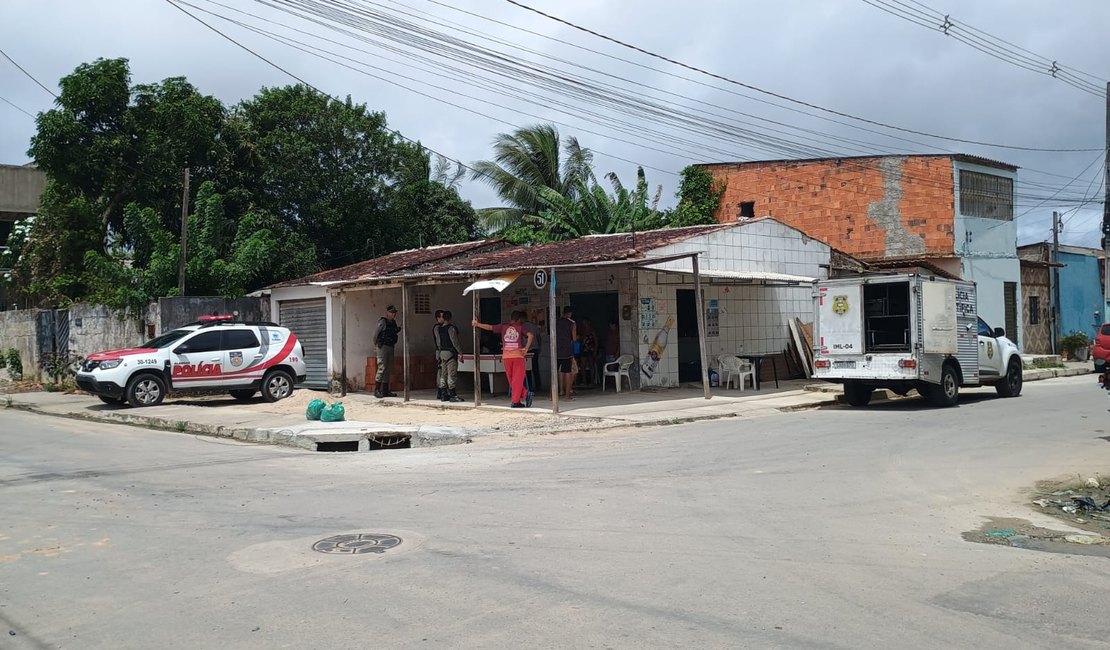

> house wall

[
  {"left": 706, "top": 156, "right": 957, "bottom": 259},
  {"left": 0, "top": 307, "right": 37, "bottom": 378},
  {"left": 962, "top": 256, "right": 1022, "bottom": 347},
  {"left": 1020, "top": 263, "right": 1051, "bottom": 355},
  {"left": 635, "top": 219, "right": 831, "bottom": 387},
  {"left": 69, "top": 304, "right": 145, "bottom": 357},
  {"left": 1057, "top": 250, "right": 1103, "bottom": 340}
]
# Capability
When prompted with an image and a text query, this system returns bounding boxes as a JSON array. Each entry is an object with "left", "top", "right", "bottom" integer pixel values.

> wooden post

[
  {"left": 472, "top": 286, "right": 482, "bottom": 407},
  {"left": 339, "top": 290, "right": 347, "bottom": 397},
  {"left": 692, "top": 254, "right": 711, "bottom": 399},
  {"left": 402, "top": 283, "right": 411, "bottom": 402},
  {"left": 549, "top": 268, "right": 559, "bottom": 414}
]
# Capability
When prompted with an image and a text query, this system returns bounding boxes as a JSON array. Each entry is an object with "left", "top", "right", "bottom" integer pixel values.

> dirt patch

[
  {"left": 964, "top": 517, "right": 1110, "bottom": 558},
  {"left": 1029, "top": 474, "right": 1110, "bottom": 535},
  {"left": 238, "top": 389, "right": 608, "bottom": 435}
]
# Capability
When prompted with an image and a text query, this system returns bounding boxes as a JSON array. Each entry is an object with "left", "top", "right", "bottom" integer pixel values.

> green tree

[
  {"left": 390, "top": 144, "right": 480, "bottom": 249},
  {"left": 524, "top": 167, "right": 664, "bottom": 242},
  {"left": 234, "top": 85, "right": 408, "bottom": 268},
  {"left": 471, "top": 124, "right": 593, "bottom": 231},
  {"left": 667, "top": 165, "right": 725, "bottom": 227}
]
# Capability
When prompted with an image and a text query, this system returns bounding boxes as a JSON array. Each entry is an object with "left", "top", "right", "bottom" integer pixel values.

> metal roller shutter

[{"left": 279, "top": 299, "right": 328, "bottom": 388}]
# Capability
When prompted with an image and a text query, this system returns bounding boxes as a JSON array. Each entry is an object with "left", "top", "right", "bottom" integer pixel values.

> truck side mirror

[{"left": 993, "top": 327, "right": 1005, "bottom": 338}]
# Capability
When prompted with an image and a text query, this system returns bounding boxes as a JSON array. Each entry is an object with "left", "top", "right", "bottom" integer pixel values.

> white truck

[{"left": 812, "top": 274, "right": 1023, "bottom": 407}]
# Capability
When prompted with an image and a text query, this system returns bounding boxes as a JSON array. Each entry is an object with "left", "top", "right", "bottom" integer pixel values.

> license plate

[{"left": 833, "top": 360, "right": 857, "bottom": 369}]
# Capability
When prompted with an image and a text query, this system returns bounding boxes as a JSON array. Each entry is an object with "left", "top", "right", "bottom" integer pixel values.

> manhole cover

[{"left": 312, "top": 533, "right": 403, "bottom": 555}]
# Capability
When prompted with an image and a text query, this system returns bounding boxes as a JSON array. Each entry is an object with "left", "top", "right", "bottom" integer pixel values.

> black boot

[
  {"left": 447, "top": 389, "right": 464, "bottom": 403},
  {"left": 437, "top": 387, "right": 446, "bottom": 401},
  {"left": 384, "top": 382, "right": 398, "bottom": 398},
  {"left": 374, "top": 382, "right": 384, "bottom": 399}
]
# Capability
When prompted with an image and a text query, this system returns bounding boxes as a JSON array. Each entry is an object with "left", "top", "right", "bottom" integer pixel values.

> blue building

[{"left": 1018, "top": 243, "right": 1105, "bottom": 354}]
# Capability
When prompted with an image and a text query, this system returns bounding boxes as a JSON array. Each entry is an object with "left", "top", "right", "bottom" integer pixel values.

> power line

[
  {"left": 862, "top": 0, "right": 1106, "bottom": 97},
  {"left": 0, "top": 47, "right": 59, "bottom": 99},
  {"left": 501, "top": 0, "right": 1102, "bottom": 153},
  {"left": 0, "top": 94, "right": 35, "bottom": 118}
]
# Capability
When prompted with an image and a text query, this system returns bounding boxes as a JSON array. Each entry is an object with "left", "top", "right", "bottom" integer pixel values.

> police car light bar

[{"left": 197, "top": 314, "right": 234, "bottom": 323}]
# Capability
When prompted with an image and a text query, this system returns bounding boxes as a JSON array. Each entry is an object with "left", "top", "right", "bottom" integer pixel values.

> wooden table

[{"left": 458, "top": 354, "right": 533, "bottom": 394}]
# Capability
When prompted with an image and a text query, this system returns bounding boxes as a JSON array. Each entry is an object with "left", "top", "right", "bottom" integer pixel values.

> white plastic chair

[
  {"left": 717, "top": 355, "right": 756, "bottom": 391},
  {"left": 602, "top": 354, "right": 634, "bottom": 392}
]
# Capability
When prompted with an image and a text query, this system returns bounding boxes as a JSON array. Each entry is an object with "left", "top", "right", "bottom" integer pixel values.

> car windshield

[
  {"left": 142, "top": 329, "right": 192, "bottom": 349},
  {"left": 977, "top": 318, "right": 993, "bottom": 337}
]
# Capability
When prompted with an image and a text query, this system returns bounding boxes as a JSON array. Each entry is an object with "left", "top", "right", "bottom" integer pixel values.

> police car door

[
  {"left": 171, "top": 330, "right": 224, "bottom": 388},
  {"left": 977, "top": 317, "right": 1003, "bottom": 376},
  {"left": 220, "top": 329, "right": 263, "bottom": 387}
]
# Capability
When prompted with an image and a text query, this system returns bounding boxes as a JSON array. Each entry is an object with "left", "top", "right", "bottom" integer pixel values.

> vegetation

[
  {"left": 5, "top": 349, "right": 23, "bottom": 381},
  {"left": 7, "top": 58, "right": 478, "bottom": 311},
  {"left": 1060, "top": 330, "right": 1091, "bottom": 353}
]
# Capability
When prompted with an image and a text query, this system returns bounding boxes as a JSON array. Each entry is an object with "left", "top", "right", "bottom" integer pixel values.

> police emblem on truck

[{"left": 832, "top": 295, "right": 849, "bottom": 315}]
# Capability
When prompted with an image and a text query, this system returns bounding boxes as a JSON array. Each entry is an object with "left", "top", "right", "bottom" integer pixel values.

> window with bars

[
  {"left": 1028, "top": 295, "right": 1040, "bottom": 325},
  {"left": 413, "top": 293, "right": 431, "bottom": 314},
  {"left": 959, "top": 170, "right": 1013, "bottom": 220}
]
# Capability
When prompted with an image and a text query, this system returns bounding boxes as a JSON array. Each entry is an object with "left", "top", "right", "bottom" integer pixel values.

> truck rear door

[
  {"left": 921, "top": 280, "right": 958, "bottom": 354},
  {"left": 817, "top": 284, "right": 863, "bottom": 355}
]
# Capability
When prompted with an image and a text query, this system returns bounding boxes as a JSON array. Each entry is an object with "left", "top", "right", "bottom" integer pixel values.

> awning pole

[
  {"left": 472, "top": 286, "right": 482, "bottom": 407},
  {"left": 692, "top": 254, "right": 711, "bottom": 400},
  {"left": 402, "top": 282, "right": 411, "bottom": 402},
  {"left": 340, "top": 290, "right": 348, "bottom": 397},
  {"left": 549, "top": 268, "right": 559, "bottom": 414}
]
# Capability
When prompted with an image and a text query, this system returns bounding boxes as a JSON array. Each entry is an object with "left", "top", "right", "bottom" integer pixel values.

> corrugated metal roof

[
  {"left": 267, "top": 240, "right": 510, "bottom": 289},
  {"left": 862, "top": 255, "right": 963, "bottom": 280}
]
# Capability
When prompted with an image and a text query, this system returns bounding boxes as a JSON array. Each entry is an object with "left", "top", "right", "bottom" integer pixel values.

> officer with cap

[{"left": 374, "top": 305, "right": 401, "bottom": 398}]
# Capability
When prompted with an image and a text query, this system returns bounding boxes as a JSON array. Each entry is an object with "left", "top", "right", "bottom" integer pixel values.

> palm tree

[
  {"left": 530, "top": 167, "right": 664, "bottom": 241},
  {"left": 471, "top": 124, "right": 593, "bottom": 232}
]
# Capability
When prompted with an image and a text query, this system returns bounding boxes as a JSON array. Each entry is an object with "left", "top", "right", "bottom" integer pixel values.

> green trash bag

[
  {"left": 320, "top": 402, "right": 346, "bottom": 422},
  {"left": 305, "top": 399, "right": 326, "bottom": 421}
]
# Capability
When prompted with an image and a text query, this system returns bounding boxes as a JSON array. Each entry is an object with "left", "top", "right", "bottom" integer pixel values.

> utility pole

[
  {"left": 1052, "top": 210, "right": 1061, "bottom": 354},
  {"left": 1102, "top": 82, "right": 1110, "bottom": 329},
  {"left": 177, "top": 168, "right": 190, "bottom": 296}
]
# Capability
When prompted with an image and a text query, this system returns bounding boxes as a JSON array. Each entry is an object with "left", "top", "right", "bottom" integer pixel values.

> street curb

[{"left": 4, "top": 400, "right": 472, "bottom": 450}]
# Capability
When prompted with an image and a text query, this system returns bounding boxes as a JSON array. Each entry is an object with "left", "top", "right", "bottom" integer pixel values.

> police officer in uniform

[
  {"left": 437, "top": 310, "right": 464, "bottom": 402},
  {"left": 374, "top": 305, "right": 401, "bottom": 398},
  {"left": 432, "top": 309, "right": 445, "bottom": 400}
]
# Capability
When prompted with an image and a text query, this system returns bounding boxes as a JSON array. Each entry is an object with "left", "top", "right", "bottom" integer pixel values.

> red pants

[{"left": 504, "top": 356, "right": 527, "bottom": 404}]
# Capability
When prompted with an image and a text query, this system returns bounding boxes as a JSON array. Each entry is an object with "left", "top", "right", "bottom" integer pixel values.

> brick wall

[{"left": 706, "top": 156, "right": 957, "bottom": 259}]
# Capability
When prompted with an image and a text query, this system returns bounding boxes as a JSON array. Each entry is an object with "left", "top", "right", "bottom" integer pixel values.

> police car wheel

[
  {"left": 995, "top": 358, "right": 1023, "bottom": 398},
  {"left": 126, "top": 373, "right": 166, "bottom": 408},
  {"left": 230, "top": 389, "right": 256, "bottom": 402},
  {"left": 261, "top": 369, "right": 294, "bottom": 402}
]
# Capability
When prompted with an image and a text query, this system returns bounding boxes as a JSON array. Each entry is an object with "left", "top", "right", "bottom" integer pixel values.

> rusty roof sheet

[
  {"left": 861, "top": 255, "right": 963, "bottom": 280},
  {"left": 416, "top": 223, "right": 735, "bottom": 274},
  {"left": 267, "top": 240, "right": 510, "bottom": 288}
]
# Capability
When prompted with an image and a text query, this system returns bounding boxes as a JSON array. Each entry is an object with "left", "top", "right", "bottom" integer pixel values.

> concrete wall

[
  {"left": 1057, "top": 250, "right": 1103, "bottom": 340},
  {"left": 69, "top": 303, "right": 146, "bottom": 357},
  {"left": 705, "top": 156, "right": 957, "bottom": 259},
  {"left": 961, "top": 256, "right": 1022, "bottom": 348},
  {"left": 0, "top": 307, "right": 37, "bottom": 377},
  {"left": 157, "top": 296, "right": 269, "bottom": 332},
  {"left": 0, "top": 165, "right": 46, "bottom": 215}
]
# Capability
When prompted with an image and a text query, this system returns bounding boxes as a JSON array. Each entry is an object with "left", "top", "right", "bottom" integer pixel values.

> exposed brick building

[{"left": 699, "top": 154, "right": 1023, "bottom": 347}]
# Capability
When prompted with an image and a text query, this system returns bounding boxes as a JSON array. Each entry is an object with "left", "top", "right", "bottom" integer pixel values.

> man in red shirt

[{"left": 473, "top": 310, "right": 535, "bottom": 408}]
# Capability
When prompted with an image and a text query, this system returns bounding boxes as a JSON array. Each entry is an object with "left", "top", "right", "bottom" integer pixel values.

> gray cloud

[{"left": 2, "top": 0, "right": 1107, "bottom": 240}]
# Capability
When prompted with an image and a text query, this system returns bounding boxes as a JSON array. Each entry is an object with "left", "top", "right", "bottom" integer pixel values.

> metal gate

[
  {"left": 279, "top": 299, "right": 327, "bottom": 388},
  {"left": 36, "top": 308, "right": 70, "bottom": 371}
]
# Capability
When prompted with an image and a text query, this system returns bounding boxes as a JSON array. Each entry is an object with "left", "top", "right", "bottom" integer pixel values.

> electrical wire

[
  {"left": 501, "top": 0, "right": 1102, "bottom": 152},
  {"left": 0, "top": 47, "right": 59, "bottom": 99},
  {"left": 0, "top": 94, "right": 35, "bottom": 118}
]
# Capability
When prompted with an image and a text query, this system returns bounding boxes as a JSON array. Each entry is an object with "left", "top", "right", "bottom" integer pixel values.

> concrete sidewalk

[{"left": 2, "top": 361, "right": 1091, "bottom": 451}]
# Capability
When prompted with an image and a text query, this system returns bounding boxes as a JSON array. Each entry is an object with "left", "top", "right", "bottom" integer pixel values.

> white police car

[{"left": 76, "top": 316, "right": 307, "bottom": 407}]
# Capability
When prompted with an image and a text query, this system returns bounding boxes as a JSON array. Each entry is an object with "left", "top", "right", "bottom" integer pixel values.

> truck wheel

[
  {"left": 843, "top": 381, "right": 873, "bottom": 407},
  {"left": 126, "top": 373, "right": 166, "bottom": 408},
  {"left": 261, "top": 369, "right": 294, "bottom": 402},
  {"left": 97, "top": 395, "right": 126, "bottom": 406},
  {"left": 928, "top": 365, "right": 959, "bottom": 407},
  {"left": 996, "top": 357, "right": 1023, "bottom": 397},
  {"left": 230, "top": 389, "right": 256, "bottom": 402}
]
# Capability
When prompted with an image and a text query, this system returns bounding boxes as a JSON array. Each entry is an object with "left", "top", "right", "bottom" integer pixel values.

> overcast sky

[{"left": 2, "top": 0, "right": 1107, "bottom": 247}]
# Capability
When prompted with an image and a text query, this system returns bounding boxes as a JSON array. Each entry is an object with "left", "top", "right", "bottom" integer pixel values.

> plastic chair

[
  {"left": 602, "top": 354, "right": 634, "bottom": 392},
  {"left": 717, "top": 355, "right": 756, "bottom": 391}
]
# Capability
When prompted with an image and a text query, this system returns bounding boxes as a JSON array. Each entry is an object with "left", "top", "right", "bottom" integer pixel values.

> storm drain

[{"left": 312, "top": 533, "right": 403, "bottom": 555}]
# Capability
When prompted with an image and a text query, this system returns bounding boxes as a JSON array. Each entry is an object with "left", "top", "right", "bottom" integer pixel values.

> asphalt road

[{"left": 2, "top": 376, "right": 1110, "bottom": 649}]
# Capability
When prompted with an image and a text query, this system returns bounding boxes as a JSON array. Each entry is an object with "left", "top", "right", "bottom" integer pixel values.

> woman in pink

[{"left": 473, "top": 310, "right": 535, "bottom": 408}]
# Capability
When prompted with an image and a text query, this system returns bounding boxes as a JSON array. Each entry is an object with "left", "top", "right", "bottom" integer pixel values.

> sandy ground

[{"left": 240, "top": 388, "right": 602, "bottom": 434}]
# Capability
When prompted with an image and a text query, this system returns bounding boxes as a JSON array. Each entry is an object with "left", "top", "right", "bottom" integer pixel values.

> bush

[
  {"left": 1060, "top": 331, "right": 1092, "bottom": 351},
  {"left": 5, "top": 348, "right": 22, "bottom": 381}
]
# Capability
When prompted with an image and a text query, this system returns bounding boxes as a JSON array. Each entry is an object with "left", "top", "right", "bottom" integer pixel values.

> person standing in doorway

[
  {"left": 523, "top": 310, "right": 543, "bottom": 393},
  {"left": 473, "top": 310, "right": 535, "bottom": 408},
  {"left": 437, "top": 310, "right": 464, "bottom": 402},
  {"left": 374, "top": 305, "right": 401, "bottom": 398},
  {"left": 555, "top": 305, "right": 577, "bottom": 400},
  {"left": 605, "top": 321, "right": 620, "bottom": 362},
  {"left": 432, "top": 309, "right": 445, "bottom": 401}
]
